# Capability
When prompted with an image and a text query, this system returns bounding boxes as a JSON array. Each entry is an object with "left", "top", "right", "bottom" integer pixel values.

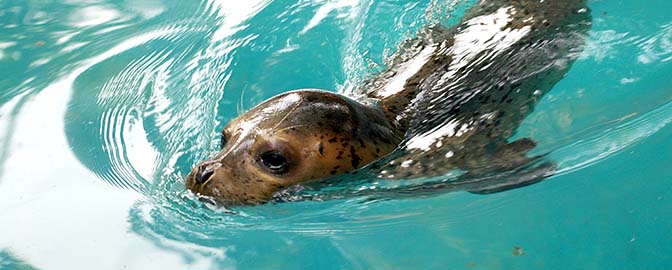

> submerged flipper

[
  {"left": 466, "top": 161, "right": 556, "bottom": 194},
  {"left": 458, "top": 136, "right": 556, "bottom": 194},
  {"left": 462, "top": 137, "right": 556, "bottom": 194}
]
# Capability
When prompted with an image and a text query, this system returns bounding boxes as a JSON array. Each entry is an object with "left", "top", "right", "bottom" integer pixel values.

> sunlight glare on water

[{"left": 0, "top": 0, "right": 671, "bottom": 269}]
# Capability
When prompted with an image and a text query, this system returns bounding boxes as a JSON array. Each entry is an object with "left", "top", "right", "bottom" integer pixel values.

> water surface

[{"left": 0, "top": 0, "right": 671, "bottom": 269}]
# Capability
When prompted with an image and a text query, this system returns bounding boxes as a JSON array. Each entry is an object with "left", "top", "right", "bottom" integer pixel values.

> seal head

[{"left": 186, "top": 89, "right": 402, "bottom": 205}]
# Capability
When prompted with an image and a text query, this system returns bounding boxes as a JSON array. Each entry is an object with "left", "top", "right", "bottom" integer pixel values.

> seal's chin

[{"left": 185, "top": 172, "right": 223, "bottom": 205}]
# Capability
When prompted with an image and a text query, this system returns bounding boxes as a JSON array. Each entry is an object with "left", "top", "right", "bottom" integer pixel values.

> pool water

[{"left": 1, "top": 0, "right": 671, "bottom": 269}]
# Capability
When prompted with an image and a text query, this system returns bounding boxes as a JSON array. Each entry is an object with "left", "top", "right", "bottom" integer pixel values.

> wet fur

[
  {"left": 364, "top": 0, "right": 591, "bottom": 180},
  {"left": 188, "top": 0, "right": 592, "bottom": 204}
]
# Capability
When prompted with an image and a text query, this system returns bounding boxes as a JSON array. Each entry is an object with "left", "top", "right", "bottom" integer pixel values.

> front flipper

[
  {"left": 466, "top": 161, "right": 556, "bottom": 194},
  {"left": 462, "top": 138, "right": 539, "bottom": 175},
  {"left": 461, "top": 137, "right": 556, "bottom": 194}
]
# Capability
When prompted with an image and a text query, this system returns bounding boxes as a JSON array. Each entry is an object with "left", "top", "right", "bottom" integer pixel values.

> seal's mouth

[
  {"left": 184, "top": 174, "right": 224, "bottom": 207},
  {"left": 185, "top": 163, "right": 256, "bottom": 206},
  {"left": 186, "top": 165, "right": 280, "bottom": 206},
  {"left": 186, "top": 173, "right": 223, "bottom": 207}
]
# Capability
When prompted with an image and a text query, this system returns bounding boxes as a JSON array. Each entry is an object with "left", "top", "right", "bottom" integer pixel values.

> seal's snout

[
  {"left": 188, "top": 161, "right": 222, "bottom": 189},
  {"left": 194, "top": 164, "right": 216, "bottom": 185}
]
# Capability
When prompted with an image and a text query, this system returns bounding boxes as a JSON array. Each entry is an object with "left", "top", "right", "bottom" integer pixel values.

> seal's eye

[{"left": 259, "top": 151, "right": 288, "bottom": 174}]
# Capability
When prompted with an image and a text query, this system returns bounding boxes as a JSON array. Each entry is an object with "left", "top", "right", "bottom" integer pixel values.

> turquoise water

[{"left": 1, "top": 0, "right": 671, "bottom": 269}]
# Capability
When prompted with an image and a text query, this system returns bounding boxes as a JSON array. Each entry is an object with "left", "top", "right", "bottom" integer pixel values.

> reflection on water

[{"left": 1, "top": 0, "right": 671, "bottom": 269}]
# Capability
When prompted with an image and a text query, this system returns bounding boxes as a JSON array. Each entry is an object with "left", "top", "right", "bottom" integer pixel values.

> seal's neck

[
  {"left": 363, "top": 26, "right": 454, "bottom": 135},
  {"left": 348, "top": 97, "right": 405, "bottom": 148}
]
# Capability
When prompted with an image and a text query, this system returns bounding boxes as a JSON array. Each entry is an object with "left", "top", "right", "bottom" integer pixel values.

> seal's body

[{"left": 187, "top": 0, "right": 591, "bottom": 204}]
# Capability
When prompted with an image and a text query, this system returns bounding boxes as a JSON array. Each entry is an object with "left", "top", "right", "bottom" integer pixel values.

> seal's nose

[{"left": 194, "top": 163, "right": 216, "bottom": 185}]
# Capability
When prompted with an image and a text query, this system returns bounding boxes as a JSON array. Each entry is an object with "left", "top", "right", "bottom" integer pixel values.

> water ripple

[{"left": 2, "top": 0, "right": 667, "bottom": 262}]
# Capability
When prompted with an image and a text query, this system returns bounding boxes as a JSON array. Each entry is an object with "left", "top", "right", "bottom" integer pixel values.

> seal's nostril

[{"left": 195, "top": 165, "right": 215, "bottom": 184}]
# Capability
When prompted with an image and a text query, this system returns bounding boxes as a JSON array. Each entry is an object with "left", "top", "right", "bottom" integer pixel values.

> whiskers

[
  {"left": 272, "top": 97, "right": 303, "bottom": 130},
  {"left": 273, "top": 124, "right": 307, "bottom": 133},
  {"left": 237, "top": 84, "right": 248, "bottom": 116}
]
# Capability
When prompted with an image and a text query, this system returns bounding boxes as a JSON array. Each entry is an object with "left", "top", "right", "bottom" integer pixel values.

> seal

[{"left": 186, "top": 0, "right": 591, "bottom": 204}]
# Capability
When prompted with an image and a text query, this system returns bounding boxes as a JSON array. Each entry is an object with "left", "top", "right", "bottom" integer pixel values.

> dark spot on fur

[
  {"left": 358, "top": 139, "right": 366, "bottom": 148},
  {"left": 379, "top": 137, "right": 391, "bottom": 145},
  {"left": 328, "top": 137, "right": 337, "bottom": 143},
  {"left": 350, "top": 146, "right": 361, "bottom": 168},
  {"left": 330, "top": 170, "right": 337, "bottom": 175},
  {"left": 318, "top": 143, "right": 324, "bottom": 156}
]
